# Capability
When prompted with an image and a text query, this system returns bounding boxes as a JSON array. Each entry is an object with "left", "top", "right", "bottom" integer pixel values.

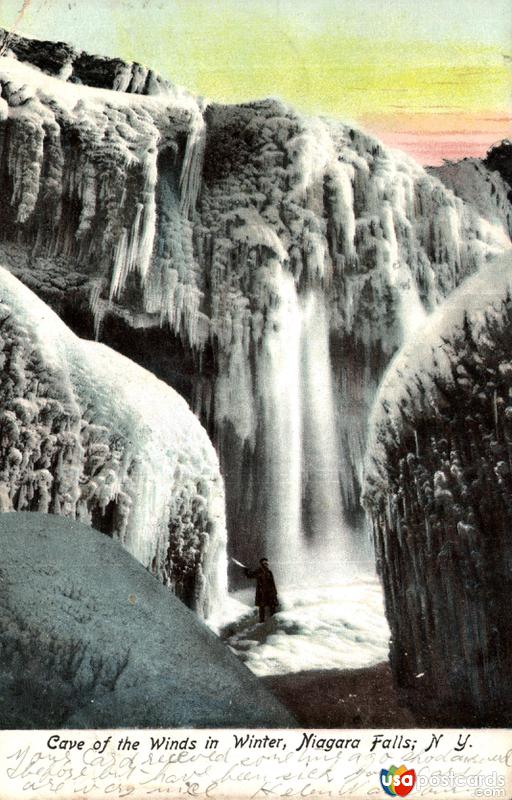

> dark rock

[
  {"left": 0, "top": 28, "right": 172, "bottom": 94},
  {"left": 485, "top": 140, "right": 512, "bottom": 192}
]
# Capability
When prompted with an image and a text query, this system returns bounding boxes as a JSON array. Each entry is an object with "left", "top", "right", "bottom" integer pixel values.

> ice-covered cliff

[
  {"left": 0, "top": 31, "right": 509, "bottom": 584},
  {"left": 0, "top": 265, "right": 226, "bottom": 617},
  {"left": 430, "top": 149, "right": 512, "bottom": 239},
  {"left": 363, "top": 253, "right": 512, "bottom": 724}
]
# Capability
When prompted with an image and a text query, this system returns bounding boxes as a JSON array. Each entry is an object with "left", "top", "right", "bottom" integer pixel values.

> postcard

[{"left": 0, "top": 1, "right": 510, "bottom": 798}]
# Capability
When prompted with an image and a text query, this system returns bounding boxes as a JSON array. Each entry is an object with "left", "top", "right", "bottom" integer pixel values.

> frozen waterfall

[
  {"left": 256, "top": 262, "right": 303, "bottom": 583},
  {"left": 0, "top": 44, "right": 510, "bottom": 600},
  {"left": 246, "top": 263, "right": 361, "bottom": 588},
  {"left": 300, "top": 290, "right": 353, "bottom": 581}
]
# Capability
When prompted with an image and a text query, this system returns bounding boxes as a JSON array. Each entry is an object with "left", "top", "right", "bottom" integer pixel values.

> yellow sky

[{"left": 0, "top": 0, "right": 510, "bottom": 163}]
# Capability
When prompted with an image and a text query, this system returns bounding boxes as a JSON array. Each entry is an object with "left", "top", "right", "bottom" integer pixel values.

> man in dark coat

[{"left": 244, "top": 558, "right": 279, "bottom": 622}]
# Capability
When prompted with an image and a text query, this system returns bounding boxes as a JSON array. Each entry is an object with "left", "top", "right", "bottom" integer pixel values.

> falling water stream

[{"left": 254, "top": 263, "right": 354, "bottom": 589}]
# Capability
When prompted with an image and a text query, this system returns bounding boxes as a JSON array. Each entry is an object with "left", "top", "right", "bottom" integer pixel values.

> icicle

[
  {"left": 90, "top": 280, "right": 107, "bottom": 340},
  {"left": 8, "top": 109, "right": 45, "bottom": 223},
  {"left": 137, "top": 142, "right": 159, "bottom": 282},
  {"left": 58, "top": 60, "right": 73, "bottom": 81},
  {"left": 327, "top": 160, "right": 356, "bottom": 259},
  {"left": 179, "top": 107, "right": 206, "bottom": 218},
  {"left": 113, "top": 63, "right": 132, "bottom": 93},
  {"left": 304, "top": 229, "right": 328, "bottom": 283},
  {"left": 109, "top": 227, "right": 130, "bottom": 301},
  {"left": 76, "top": 159, "right": 97, "bottom": 238},
  {"left": 107, "top": 137, "right": 158, "bottom": 301},
  {"left": 128, "top": 64, "right": 149, "bottom": 94}
]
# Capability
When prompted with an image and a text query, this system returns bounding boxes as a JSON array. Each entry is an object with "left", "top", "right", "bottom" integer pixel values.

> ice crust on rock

[
  {"left": 0, "top": 52, "right": 206, "bottom": 340},
  {"left": 0, "top": 38, "right": 510, "bottom": 585},
  {"left": 0, "top": 266, "right": 227, "bottom": 617},
  {"left": 0, "top": 27, "right": 176, "bottom": 96}
]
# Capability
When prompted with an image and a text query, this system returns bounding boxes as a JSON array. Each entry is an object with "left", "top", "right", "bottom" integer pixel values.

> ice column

[{"left": 179, "top": 108, "right": 206, "bottom": 218}]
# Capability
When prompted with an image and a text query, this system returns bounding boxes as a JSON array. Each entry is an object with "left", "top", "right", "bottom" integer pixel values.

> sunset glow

[{"left": 0, "top": 0, "right": 510, "bottom": 165}]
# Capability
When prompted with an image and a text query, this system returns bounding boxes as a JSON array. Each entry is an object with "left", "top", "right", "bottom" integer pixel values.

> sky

[{"left": 0, "top": 0, "right": 510, "bottom": 164}]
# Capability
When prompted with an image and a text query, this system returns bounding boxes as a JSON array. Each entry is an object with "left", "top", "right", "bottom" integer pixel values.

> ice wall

[
  {"left": 0, "top": 37, "right": 509, "bottom": 586},
  {"left": 0, "top": 265, "right": 227, "bottom": 618},
  {"left": 363, "top": 254, "right": 512, "bottom": 724}
]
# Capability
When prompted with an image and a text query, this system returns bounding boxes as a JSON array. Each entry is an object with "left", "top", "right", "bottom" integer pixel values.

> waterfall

[
  {"left": 256, "top": 261, "right": 303, "bottom": 586},
  {"left": 300, "top": 290, "right": 353, "bottom": 583},
  {"left": 0, "top": 47, "right": 510, "bottom": 609},
  {"left": 252, "top": 266, "right": 354, "bottom": 589}
]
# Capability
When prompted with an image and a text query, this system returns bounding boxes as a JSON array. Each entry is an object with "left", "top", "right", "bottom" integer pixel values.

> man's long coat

[{"left": 245, "top": 566, "right": 278, "bottom": 607}]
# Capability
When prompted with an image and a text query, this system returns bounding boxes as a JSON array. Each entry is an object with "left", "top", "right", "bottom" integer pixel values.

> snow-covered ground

[{"left": 216, "top": 574, "right": 390, "bottom": 677}]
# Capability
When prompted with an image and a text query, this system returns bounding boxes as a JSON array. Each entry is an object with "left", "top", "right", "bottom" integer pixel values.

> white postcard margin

[{"left": 0, "top": 727, "right": 510, "bottom": 799}]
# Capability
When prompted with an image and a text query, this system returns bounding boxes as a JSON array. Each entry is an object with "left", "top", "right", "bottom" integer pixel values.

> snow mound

[
  {"left": 0, "top": 266, "right": 226, "bottom": 617},
  {"left": 0, "top": 513, "right": 293, "bottom": 729}
]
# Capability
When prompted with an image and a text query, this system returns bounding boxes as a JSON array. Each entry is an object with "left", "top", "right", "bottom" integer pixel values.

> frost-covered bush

[{"left": 364, "top": 259, "right": 512, "bottom": 724}]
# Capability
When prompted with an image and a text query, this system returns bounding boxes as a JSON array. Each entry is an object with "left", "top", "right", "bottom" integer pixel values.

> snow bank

[
  {"left": 0, "top": 513, "right": 293, "bottom": 728},
  {"left": 224, "top": 578, "right": 390, "bottom": 677}
]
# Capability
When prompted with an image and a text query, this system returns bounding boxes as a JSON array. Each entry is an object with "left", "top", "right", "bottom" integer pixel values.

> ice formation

[
  {"left": 430, "top": 157, "right": 512, "bottom": 239},
  {"left": 0, "top": 34, "right": 509, "bottom": 587},
  {"left": 0, "top": 265, "right": 227, "bottom": 617},
  {"left": 363, "top": 253, "right": 512, "bottom": 724}
]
